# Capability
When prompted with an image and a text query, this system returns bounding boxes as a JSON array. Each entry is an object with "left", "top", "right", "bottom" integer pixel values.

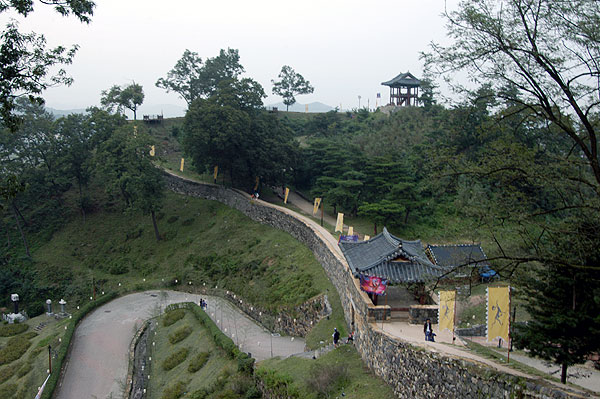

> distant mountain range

[
  {"left": 265, "top": 101, "right": 334, "bottom": 113},
  {"left": 45, "top": 101, "right": 333, "bottom": 118}
]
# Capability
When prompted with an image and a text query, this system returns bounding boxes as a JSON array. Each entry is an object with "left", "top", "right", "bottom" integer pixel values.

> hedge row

[
  {"left": 168, "top": 325, "right": 192, "bottom": 344},
  {"left": 41, "top": 292, "right": 118, "bottom": 399},
  {"left": 0, "top": 323, "right": 29, "bottom": 337},
  {"left": 162, "top": 347, "right": 189, "bottom": 371},
  {"left": 165, "top": 302, "right": 255, "bottom": 374}
]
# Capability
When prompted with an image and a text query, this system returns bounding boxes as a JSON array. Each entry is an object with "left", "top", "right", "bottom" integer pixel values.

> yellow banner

[
  {"left": 363, "top": 235, "right": 370, "bottom": 241},
  {"left": 180, "top": 158, "right": 185, "bottom": 172},
  {"left": 438, "top": 290, "right": 456, "bottom": 332},
  {"left": 487, "top": 286, "right": 510, "bottom": 342},
  {"left": 149, "top": 145, "right": 155, "bottom": 157},
  {"left": 313, "top": 198, "right": 321, "bottom": 215},
  {"left": 335, "top": 213, "right": 344, "bottom": 233},
  {"left": 213, "top": 165, "right": 218, "bottom": 180},
  {"left": 284, "top": 187, "right": 290, "bottom": 204},
  {"left": 348, "top": 226, "right": 354, "bottom": 236},
  {"left": 254, "top": 177, "right": 259, "bottom": 191}
]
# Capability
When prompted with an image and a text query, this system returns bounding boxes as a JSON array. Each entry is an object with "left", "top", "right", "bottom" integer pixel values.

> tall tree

[
  {"left": 514, "top": 218, "right": 600, "bottom": 384},
  {"left": 423, "top": 0, "right": 600, "bottom": 198},
  {"left": 272, "top": 65, "right": 314, "bottom": 111},
  {"left": 101, "top": 82, "right": 144, "bottom": 120},
  {"left": 155, "top": 49, "right": 203, "bottom": 107},
  {"left": 95, "top": 125, "right": 164, "bottom": 241},
  {"left": 0, "top": 0, "right": 95, "bottom": 131}
]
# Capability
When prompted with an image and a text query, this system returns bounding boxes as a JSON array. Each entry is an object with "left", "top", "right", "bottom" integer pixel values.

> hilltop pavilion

[{"left": 381, "top": 72, "right": 421, "bottom": 106}]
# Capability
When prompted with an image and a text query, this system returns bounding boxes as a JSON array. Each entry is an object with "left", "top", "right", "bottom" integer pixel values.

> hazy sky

[{"left": 4, "top": 0, "right": 458, "bottom": 117}]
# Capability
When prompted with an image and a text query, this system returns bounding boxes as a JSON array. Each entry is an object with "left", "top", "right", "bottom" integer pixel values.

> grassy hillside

[{"left": 257, "top": 345, "right": 395, "bottom": 399}]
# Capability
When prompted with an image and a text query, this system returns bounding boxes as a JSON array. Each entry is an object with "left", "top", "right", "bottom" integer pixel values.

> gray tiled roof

[
  {"left": 381, "top": 72, "right": 421, "bottom": 87},
  {"left": 426, "top": 244, "right": 490, "bottom": 268},
  {"left": 339, "top": 228, "right": 444, "bottom": 283}
]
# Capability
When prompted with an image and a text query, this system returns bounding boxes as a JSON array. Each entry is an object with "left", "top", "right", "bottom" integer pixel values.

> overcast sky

[{"left": 4, "top": 0, "right": 458, "bottom": 117}]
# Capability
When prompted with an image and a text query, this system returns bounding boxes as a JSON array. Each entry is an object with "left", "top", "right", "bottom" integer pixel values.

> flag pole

[
  {"left": 452, "top": 290, "right": 456, "bottom": 344},
  {"left": 507, "top": 286, "right": 511, "bottom": 363}
]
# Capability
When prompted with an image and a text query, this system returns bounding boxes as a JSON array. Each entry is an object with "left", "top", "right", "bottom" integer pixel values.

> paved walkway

[{"left": 55, "top": 291, "right": 305, "bottom": 399}]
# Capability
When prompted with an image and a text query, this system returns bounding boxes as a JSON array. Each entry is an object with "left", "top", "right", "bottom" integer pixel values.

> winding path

[{"left": 54, "top": 291, "right": 305, "bottom": 399}]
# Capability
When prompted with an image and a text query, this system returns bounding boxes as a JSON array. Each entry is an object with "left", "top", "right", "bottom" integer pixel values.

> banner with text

[
  {"left": 313, "top": 197, "right": 321, "bottom": 215},
  {"left": 335, "top": 213, "right": 344, "bottom": 232}
]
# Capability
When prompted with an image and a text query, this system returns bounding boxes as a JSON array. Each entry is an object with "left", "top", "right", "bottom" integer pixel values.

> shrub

[
  {"left": 0, "top": 323, "right": 28, "bottom": 337},
  {"left": 255, "top": 368, "right": 299, "bottom": 398},
  {"left": 0, "top": 364, "right": 16, "bottom": 384},
  {"left": 188, "top": 351, "right": 210, "bottom": 373},
  {"left": 182, "top": 218, "right": 195, "bottom": 226},
  {"left": 162, "top": 347, "right": 189, "bottom": 371},
  {"left": 0, "top": 336, "right": 32, "bottom": 365},
  {"left": 188, "top": 387, "right": 211, "bottom": 399},
  {"left": 306, "top": 363, "right": 348, "bottom": 398},
  {"left": 22, "top": 331, "right": 37, "bottom": 340},
  {"left": 161, "top": 380, "right": 187, "bottom": 399},
  {"left": 163, "top": 309, "right": 185, "bottom": 327},
  {"left": 167, "top": 215, "right": 179, "bottom": 224},
  {"left": 0, "top": 383, "right": 17, "bottom": 399},
  {"left": 169, "top": 325, "right": 192, "bottom": 344},
  {"left": 17, "top": 361, "right": 32, "bottom": 377}
]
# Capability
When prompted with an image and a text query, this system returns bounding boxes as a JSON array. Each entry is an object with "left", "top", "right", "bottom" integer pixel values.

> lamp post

[{"left": 358, "top": 95, "right": 361, "bottom": 109}]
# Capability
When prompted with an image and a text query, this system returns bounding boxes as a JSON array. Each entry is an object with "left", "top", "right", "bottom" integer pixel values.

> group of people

[
  {"left": 424, "top": 318, "right": 436, "bottom": 342},
  {"left": 199, "top": 298, "right": 207, "bottom": 310},
  {"left": 332, "top": 327, "right": 354, "bottom": 347}
]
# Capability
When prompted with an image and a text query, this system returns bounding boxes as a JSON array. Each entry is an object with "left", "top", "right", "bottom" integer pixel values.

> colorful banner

[
  {"left": 487, "top": 286, "right": 510, "bottom": 342},
  {"left": 339, "top": 235, "right": 359, "bottom": 243},
  {"left": 213, "top": 165, "right": 219, "bottom": 180},
  {"left": 335, "top": 213, "right": 344, "bottom": 233},
  {"left": 313, "top": 197, "right": 321, "bottom": 215},
  {"left": 149, "top": 145, "right": 155, "bottom": 156},
  {"left": 438, "top": 290, "right": 456, "bottom": 332},
  {"left": 284, "top": 187, "right": 290, "bottom": 204},
  {"left": 359, "top": 274, "right": 388, "bottom": 295},
  {"left": 363, "top": 235, "right": 370, "bottom": 241},
  {"left": 348, "top": 226, "right": 354, "bottom": 236},
  {"left": 180, "top": 158, "right": 185, "bottom": 172}
]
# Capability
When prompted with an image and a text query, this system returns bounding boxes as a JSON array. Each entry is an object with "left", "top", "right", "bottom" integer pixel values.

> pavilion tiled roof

[
  {"left": 381, "top": 72, "right": 421, "bottom": 88},
  {"left": 426, "top": 244, "right": 490, "bottom": 269},
  {"left": 339, "top": 228, "right": 445, "bottom": 283}
]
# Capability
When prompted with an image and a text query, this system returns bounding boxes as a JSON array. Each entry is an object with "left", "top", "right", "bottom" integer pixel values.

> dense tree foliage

[
  {"left": 182, "top": 58, "right": 298, "bottom": 190},
  {"left": 101, "top": 82, "right": 145, "bottom": 120},
  {"left": 156, "top": 48, "right": 244, "bottom": 107},
  {"left": 0, "top": 0, "right": 95, "bottom": 131}
]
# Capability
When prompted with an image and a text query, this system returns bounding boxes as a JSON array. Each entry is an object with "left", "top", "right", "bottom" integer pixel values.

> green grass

[{"left": 257, "top": 345, "right": 395, "bottom": 399}]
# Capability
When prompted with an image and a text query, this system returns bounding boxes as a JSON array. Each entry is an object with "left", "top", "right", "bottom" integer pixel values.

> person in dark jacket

[
  {"left": 333, "top": 328, "right": 340, "bottom": 347},
  {"left": 424, "top": 318, "right": 435, "bottom": 342}
]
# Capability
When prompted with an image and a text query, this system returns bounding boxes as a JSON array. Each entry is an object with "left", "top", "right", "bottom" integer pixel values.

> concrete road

[{"left": 55, "top": 291, "right": 305, "bottom": 399}]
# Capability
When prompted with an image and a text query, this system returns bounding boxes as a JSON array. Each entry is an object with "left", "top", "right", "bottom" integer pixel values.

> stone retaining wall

[{"left": 165, "top": 172, "right": 593, "bottom": 399}]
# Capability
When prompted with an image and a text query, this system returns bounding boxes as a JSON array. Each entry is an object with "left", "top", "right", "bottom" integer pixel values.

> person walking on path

[{"left": 333, "top": 328, "right": 340, "bottom": 347}]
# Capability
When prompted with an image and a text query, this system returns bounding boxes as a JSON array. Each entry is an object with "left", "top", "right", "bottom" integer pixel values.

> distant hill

[
  {"left": 266, "top": 101, "right": 334, "bottom": 113},
  {"left": 45, "top": 103, "right": 187, "bottom": 119}
]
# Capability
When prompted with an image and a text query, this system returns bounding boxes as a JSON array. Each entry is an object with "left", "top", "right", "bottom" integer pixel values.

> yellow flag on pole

[
  {"left": 213, "top": 165, "right": 218, "bottom": 180},
  {"left": 284, "top": 187, "right": 290, "bottom": 204},
  {"left": 487, "top": 286, "right": 510, "bottom": 342},
  {"left": 363, "top": 235, "right": 370, "bottom": 241},
  {"left": 180, "top": 158, "right": 185, "bottom": 172},
  {"left": 348, "top": 226, "right": 354, "bottom": 236},
  {"left": 438, "top": 290, "right": 456, "bottom": 332},
  {"left": 335, "top": 213, "right": 344, "bottom": 233},
  {"left": 313, "top": 198, "right": 321, "bottom": 215},
  {"left": 149, "top": 145, "right": 155, "bottom": 156},
  {"left": 254, "top": 177, "right": 259, "bottom": 191}
]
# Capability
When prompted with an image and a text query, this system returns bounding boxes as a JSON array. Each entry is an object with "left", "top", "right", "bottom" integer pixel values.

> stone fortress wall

[{"left": 165, "top": 172, "right": 591, "bottom": 399}]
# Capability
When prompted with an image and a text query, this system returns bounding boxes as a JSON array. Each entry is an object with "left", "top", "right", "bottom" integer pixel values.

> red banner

[{"left": 359, "top": 274, "right": 388, "bottom": 295}]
